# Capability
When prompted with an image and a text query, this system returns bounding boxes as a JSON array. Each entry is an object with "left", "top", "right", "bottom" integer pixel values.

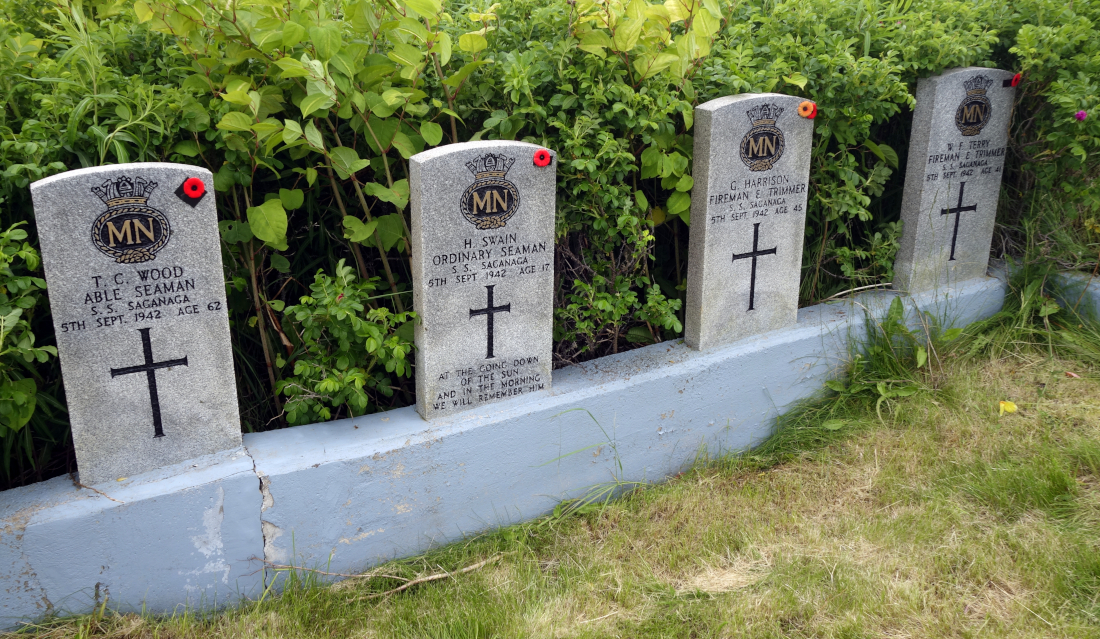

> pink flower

[{"left": 1076, "top": 110, "right": 1088, "bottom": 121}]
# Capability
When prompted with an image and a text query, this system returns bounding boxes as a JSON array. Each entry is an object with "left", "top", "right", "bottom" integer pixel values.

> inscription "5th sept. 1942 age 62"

[{"left": 58, "top": 264, "right": 221, "bottom": 333}]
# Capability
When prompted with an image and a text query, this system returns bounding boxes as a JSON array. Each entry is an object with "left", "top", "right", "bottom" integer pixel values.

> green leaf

[
  {"left": 611, "top": 17, "right": 644, "bottom": 51},
  {"left": 364, "top": 179, "right": 410, "bottom": 210},
  {"left": 434, "top": 32, "right": 452, "bottom": 66},
  {"left": 458, "top": 32, "right": 487, "bottom": 53},
  {"left": 216, "top": 111, "right": 253, "bottom": 132},
  {"left": 390, "top": 131, "right": 416, "bottom": 158},
  {"left": 247, "top": 199, "right": 288, "bottom": 250},
  {"left": 915, "top": 345, "right": 927, "bottom": 368},
  {"left": 300, "top": 93, "right": 334, "bottom": 117},
  {"left": 342, "top": 216, "right": 379, "bottom": 243},
  {"left": 403, "top": 0, "right": 441, "bottom": 18},
  {"left": 675, "top": 174, "right": 694, "bottom": 192},
  {"left": 329, "top": 147, "right": 370, "bottom": 179},
  {"left": 395, "top": 17, "right": 429, "bottom": 43},
  {"left": 420, "top": 121, "right": 443, "bottom": 146},
  {"left": 878, "top": 143, "right": 898, "bottom": 169},
  {"left": 172, "top": 140, "right": 201, "bottom": 157},
  {"left": 279, "top": 188, "right": 305, "bottom": 210},
  {"left": 388, "top": 42, "right": 425, "bottom": 67},
  {"left": 218, "top": 220, "right": 254, "bottom": 243},
  {"left": 863, "top": 140, "right": 898, "bottom": 169},
  {"left": 634, "top": 190, "right": 649, "bottom": 211},
  {"left": 783, "top": 73, "right": 809, "bottom": 89},
  {"left": 666, "top": 191, "right": 690, "bottom": 215},
  {"left": 825, "top": 379, "right": 847, "bottom": 393},
  {"left": 329, "top": 50, "right": 358, "bottom": 79},
  {"left": 443, "top": 60, "right": 489, "bottom": 87},
  {"left": 578, "top": 29, "right": 611, "bottom": 56},
  {"left": 214, "top": 164, "right": 236, "bottom": 192},
  {"left": 270, "top": 253, "right": 291, "bottom": 273},
  {"left": 374, "top": 214, "right": 405, "bottom": 250},
  {"left": 222, "top": 89, "right": 252, "bottom": 106},
  {"left": 134, "top": 1, "right": 153, "bottom": 22},
  {"left": 282, "top": 21, "right": 306, "bottom": 48},
  {"left": 282, "top": 119, "right": 303, "bottom": 143},
  {"left": 304, "top": 120, "right": 325, "bottom": 149},
  {"left": 625, "top": 326, "right": 655, "bottom": 344},
  {"left": 822, "top": 419, "right": 847, "bottom": 431},
  {"left": 274, "top": 57, "right": 311, "bottom": 78},
  {"left": 309, "top": 25, "right": 342, "bottom": 61}
]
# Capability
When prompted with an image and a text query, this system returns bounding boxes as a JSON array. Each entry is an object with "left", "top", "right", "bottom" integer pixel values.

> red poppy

[
  {"left": 182, "top": 177, "right": 205, "bottom": 198},
  {"left": 798, "top": 101, "right": 817, "bottom": 120},
  {"left": 533, "top": 149, "right": 552, "bottom": 167},
  {"left": 1011, "top": 73, "right": 1022, "bottom": 87}
]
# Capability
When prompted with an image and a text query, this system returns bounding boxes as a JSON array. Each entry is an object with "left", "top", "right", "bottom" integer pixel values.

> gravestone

[
  {"left": 894, "top": 67, "right": 1016, "bottom": 292},
  {"left": 31, "top": 164, "right": 240, "bottom": 485},
  {"left": 410, "top": 141, "right": 556, "bottom": 420},
  {"left": 685, "top": 93, "right": 816, "bottom": 350}
]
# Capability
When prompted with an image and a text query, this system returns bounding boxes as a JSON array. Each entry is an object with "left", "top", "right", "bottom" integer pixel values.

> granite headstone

[
  {"left": 31, "top": 163, "right": 241, "bottom": 485},
  {"left": 410, "top": 141, "right": 556, "bottom": 420},
  {"left": 893, "top": 67, "right": 1016, "bottom": 292},
  {"left": 685, "top": 93, "right": 816, "bottom": 350}
]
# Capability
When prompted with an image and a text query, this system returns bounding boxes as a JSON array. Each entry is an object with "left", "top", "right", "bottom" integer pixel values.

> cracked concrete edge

[
  {"left": 0, "top": 447, "right": 264, "bottom": 629},
  {"left": 0, "top": 274, "right": 1013, "bottom": 627},
  {"left": 247, "top": 448, "right": 286, "bottom": 583}
]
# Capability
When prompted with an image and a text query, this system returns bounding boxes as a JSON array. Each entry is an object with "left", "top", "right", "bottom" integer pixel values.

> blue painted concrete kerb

[{"left": 5, "top": 274, "right": 1094, "bottom": 628}]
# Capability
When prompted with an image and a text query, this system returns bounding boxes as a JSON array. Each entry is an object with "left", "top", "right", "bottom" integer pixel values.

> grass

[{"left": 11, "top": 276, "right": 1100, "bottom": 638}]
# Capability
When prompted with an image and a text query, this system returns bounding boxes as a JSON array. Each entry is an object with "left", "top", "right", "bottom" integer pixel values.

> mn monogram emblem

[
  {"left": 955, "top": 75, "right": 993, "bottom": 136},
  {"left": 739, "top": 103, "right": 786, "bottom": 172},
  {"left": 460, "top": 154, "right": 520, "bottom": 230},
  {"left": 90, "top": 176, "right": 171, "bottom": 263}
]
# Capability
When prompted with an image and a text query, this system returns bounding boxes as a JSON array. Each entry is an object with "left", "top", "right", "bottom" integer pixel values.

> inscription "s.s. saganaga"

[
  {"left": 460, "top": 154, "right": 520, "bottom": 230},
  {"left": 91, "top": 176, "right": 171, "bottom": 264},
  {"left": 740, "top": 103, "right": 786, "bottom": 172}
]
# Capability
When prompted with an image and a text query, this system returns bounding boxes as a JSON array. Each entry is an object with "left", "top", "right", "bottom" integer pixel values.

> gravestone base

[{"left": 0, "top": 276, "right": 1009, "bottom": 628}]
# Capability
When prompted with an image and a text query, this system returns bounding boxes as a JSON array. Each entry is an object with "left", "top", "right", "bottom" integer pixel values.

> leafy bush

[
  {"left": 0, "top": 0, "right": 1096, "bottom": 487},
  {"left": 277, "top": 259, "right": 413, "bottom": 425},
  {"left": 0, "top": 222, "right": 58, "bottom": 475}
]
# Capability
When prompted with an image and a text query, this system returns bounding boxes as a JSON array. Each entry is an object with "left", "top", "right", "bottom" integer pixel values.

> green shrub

[
  {"left": 0, "top": 0, "right": 1096, "bottom": 485},
  {"left": 0, "top": 222, "right": 57, "bottom": 474},
  {"left": 277, "top": 259, "right": 414, "bottom": 425}
]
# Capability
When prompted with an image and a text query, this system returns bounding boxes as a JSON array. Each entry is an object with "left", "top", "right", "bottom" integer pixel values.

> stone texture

[
  {"left": 31, "top": 163, "right": 240, "bottom": 485},
  {"left": 894, "top": 66, "right": 1016, "bottom": 292},
  {"left": 410, "top": 142, "right": 556, "bottom": 419},
  {"left": 685, "top": 93, "right": 815, "bottom": 350}
]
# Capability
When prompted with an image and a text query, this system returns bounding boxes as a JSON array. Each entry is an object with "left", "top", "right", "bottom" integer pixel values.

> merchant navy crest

[
  {"left": 460, "top": 153, "right": 520, "bottom": 230},
  {"left": 740, "top": 103, "right": 786, "bottom": 172},
  {"left": 955, "top": 75, "right": 993, "bottom": 136},
  {"left": 90, "top": 176, "right": 171, "bottom": 263}
]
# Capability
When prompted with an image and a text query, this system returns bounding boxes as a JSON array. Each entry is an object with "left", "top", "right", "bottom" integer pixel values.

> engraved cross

[
  {"left": 110, "top": 327, "right": 188, "bottom": 438},
  {"left": 940, "top": 181, "right": 978, "bottom": 261},
  {"left": 469, "top": 285, "right": 511, "bottom": 359},
  {"left": 731, "top": 222, "right": 778, "bottom": 311}
]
